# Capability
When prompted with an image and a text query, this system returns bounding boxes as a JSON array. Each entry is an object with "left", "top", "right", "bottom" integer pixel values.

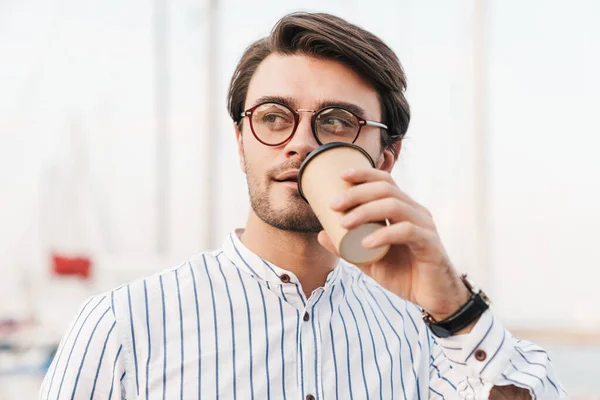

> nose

[{"left": 283, "top": 112, "right": 319, "bottom": 160}]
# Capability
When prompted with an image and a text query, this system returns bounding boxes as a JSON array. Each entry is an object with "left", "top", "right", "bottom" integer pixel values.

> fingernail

[{"left": 342, "top": 168, "right": 355, "bottom": 177}]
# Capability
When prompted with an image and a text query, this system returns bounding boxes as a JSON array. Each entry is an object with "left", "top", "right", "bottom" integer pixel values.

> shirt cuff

[{"left": 436, "top": 309, "right": 515, "bottom": 382}]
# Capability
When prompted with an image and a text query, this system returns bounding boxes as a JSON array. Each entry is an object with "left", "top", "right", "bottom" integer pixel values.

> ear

[
  {"left": 234, "top": 122, "right": 246, "bottom": 174},
  {"left": 377, "top": 140, "right": 402, "bottom": 172}
]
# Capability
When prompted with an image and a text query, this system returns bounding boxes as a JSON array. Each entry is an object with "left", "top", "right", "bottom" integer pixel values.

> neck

[{"left": 240, "top": 211, "right": 339, "bottom": 298}]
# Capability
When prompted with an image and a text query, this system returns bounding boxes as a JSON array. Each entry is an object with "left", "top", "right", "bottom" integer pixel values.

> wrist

[
  {"left": 427, "top": 284, "right": 471, "bottom": 322},
  {"left": 423, "top": 274, "right": 491, "bottom": 338}
]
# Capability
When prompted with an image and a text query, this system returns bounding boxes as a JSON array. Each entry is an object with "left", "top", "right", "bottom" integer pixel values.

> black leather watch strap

[
  {"left": 423, "top": 275, "right": 491, "bottom": 338},
  {"left": 423, "top": 293, "right": 490, "bottom": 338}
]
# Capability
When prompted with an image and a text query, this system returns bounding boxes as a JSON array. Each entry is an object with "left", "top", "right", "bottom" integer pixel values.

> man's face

[{"left": 236, "top": 54, "right": 387, "bottom": 233}]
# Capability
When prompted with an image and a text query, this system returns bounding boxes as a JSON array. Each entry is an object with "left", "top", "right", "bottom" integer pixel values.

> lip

[{"left": 274, "top": 170, "right": 300, "bottom": 182}]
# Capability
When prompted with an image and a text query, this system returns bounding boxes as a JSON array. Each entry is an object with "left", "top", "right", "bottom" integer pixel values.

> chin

[{"left": 260, "top": 198, "right": 322, "bottom": 233}]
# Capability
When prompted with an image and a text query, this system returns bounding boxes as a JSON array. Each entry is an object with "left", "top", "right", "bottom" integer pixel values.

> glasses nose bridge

[{"left": 293, "top": 108, "right": 317, "bottom": 132}]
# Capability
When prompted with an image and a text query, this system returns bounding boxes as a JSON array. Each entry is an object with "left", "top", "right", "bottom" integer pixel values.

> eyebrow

[{"left": 249, "top": 95, "right": 370, "bottom": 120}]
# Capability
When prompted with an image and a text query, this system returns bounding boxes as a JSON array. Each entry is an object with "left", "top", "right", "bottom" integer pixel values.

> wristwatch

[{"left": 422, "top": 274, "right": 491, "bottom": 338}]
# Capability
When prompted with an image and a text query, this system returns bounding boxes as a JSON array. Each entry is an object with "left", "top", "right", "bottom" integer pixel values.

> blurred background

[{"left": 1, "top": 0, "right": 599, "bottom": 398}]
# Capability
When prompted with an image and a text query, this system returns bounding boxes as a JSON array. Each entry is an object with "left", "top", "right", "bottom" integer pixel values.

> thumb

[{"left": 318, "top": 230, "right": 339, "bottom": 256}]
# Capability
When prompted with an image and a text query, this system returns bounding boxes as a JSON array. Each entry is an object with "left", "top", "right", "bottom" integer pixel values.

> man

[{"left": 41, "top": 12, "right": 566, "bottom": 400}]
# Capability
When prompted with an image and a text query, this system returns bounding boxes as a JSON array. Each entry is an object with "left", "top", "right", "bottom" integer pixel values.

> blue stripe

[
  {"left": 311, "top": 290, "right": 326, "bottom": 398},
  {"left": 439, "top": 343, "right": 462, "bottom": 351},
  {"left": 364, "top": 287, "right": 408, "bottom": 400},
  {"left": 261, "top": 258, "right": 284, "bottom": 280},
  {"left": 351, "top": 285, "right": 383, "bottom": 399},
  {"left": 510, "top": 360, "right": 545, "bottom": 388},
  {"left": 297, "top": 309, "right": 305, "bottom": 398},
  {"left": 257, "top": 282, "right": 271, "bottom": 400},
  {"left": 480, "top": 329, "right": 506, "bottom": 374},
  {"left": 107, "top": 345, "right": 123, "bottom": 400},
  {"left": 515, "top": 347, "right": 547, "bottom": 370},
  {"left": 70, "top": 307, "right": 110, "bottom": 399},
  {"left": 501, "top": 373, "right": 534, "bottom": 395},
  {"left": 203, "top": 254, "right": 220, "bottom": 399},
  {"left": 316, "top": 303, "right": 326, "bottom": 399},
  {"left": 56, "top": 297, "right": 106, "bottom": 398},
  {"left": 234, "top": 267, "right": 254, "bottom": 399},
  {"left": 466, "top": 317, "right": 494, "bottom": 361},
  {"left": 515, "top": 344, "right": 564, "bottom": 394},
  {"left": 189, "top": 262, "right": 202, "bottom": 398},
  {"left": 144, "top": 280, "right": 152, "bottom": 399},
  {"left": 279, "top": 285, "right": 289, "bottom": 303},
  {"left": 376, "top": 287, "right": 421, "bottom": 398},
  {"left": 465, "top": 377, "right": 475, "bottom": 392},
  {"left": 429, "top": 386, "right": 446, "bottom": 399},
  {"left": 403, "top": 299, "right": 422, "bottom": 351},
  {"left": 547, "top": 376, "right": 563, "bottom": 395},
  {"left": 341, "top": 280, "right": 369, "bottom": 399},
  {"left": 328, "top": 285, "right": 340, "bottom": 400},
  {"left": 216, "top": 254, "right": 238, "bottom": 399},
  {"left": 295, "top": 283, "right": 307, "bottom": 307},
  {"left": 159, "top": 275, "right": 167, "bottom": 400},
  {"left": 336, "top": 281, "right": 354, "bottom": 400},
  {"left": 427, "top": 331, "right": 457, "bottom": 391},
  {"left": 90, "top": 321, "right": 117, "bottom": 399},
  {"left": 430, "top": 355, "right": 457, "bottom": 390},
  {"left": 111, "top": 370, "right": 126, "bottom": 400},
  {"left": 325, "top": 265, "right": 341, "bottom": 286},
  {"left": 175, "top": 270, "right": 185, "bottom": 400},
  {"left": 230, "top": 233, "right": 260, "bottom": 276},
  {"left": 45, "top": 296, "right": 95, "bottom": 400},
  {"left": 277, "top": 295, "right": 287, "bottom": 400},
  {"left": 126, "top": 285, "right": 139, "bottom": 395}
]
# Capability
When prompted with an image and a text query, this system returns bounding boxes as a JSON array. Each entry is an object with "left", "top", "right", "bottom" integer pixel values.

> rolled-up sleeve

[{"left": 428, "top": 309, "right": 567, "bottom": 399}]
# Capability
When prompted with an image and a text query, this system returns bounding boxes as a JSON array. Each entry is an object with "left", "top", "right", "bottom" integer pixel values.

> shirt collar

[{"left": 222, "top": 228, "right": 343, "bottom": 289}]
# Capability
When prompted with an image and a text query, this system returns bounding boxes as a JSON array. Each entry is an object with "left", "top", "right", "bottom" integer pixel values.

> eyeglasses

[{"left": 240, "top": 101, "right": 388, "bottom": 147}]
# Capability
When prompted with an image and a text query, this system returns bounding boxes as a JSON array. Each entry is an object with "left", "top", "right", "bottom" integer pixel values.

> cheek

[
  {"left": 242, "top": 141, "right": 271, "bottom": 177},
  {"left": 354, "top": 137, "right": 382, "bottom": 166}
]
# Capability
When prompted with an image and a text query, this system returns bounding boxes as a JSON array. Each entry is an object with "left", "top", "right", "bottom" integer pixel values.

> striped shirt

[{"left": 40, "top": 229, "right": 567, "bottom": 399}]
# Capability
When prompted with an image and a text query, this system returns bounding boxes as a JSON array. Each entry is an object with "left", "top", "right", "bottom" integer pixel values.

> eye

[
  {"left": 321, "top": 116, "right": 354, "bottom": 128},
  {"left": 253, "top": 103, "right": 295, "bottom": 130},
  {"left": 262, "top": 113, "right": 292, "bottom": 124},
  {"left": 317, "top": 108, "right": 358, "bottom": 135}
]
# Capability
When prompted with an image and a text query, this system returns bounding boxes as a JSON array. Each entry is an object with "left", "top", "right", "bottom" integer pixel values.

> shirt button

[
  {"left": 474, "top": 349, "right": 487, "bottom": 361},
  {"left": 279, "top": 273, "right": 291, "bottom": 283},
  {"left": 306, "top": 395, "right": 316, "bottom": 400},
  {"left": 303, "top": 311, "right": 310, "bottom": 321}
]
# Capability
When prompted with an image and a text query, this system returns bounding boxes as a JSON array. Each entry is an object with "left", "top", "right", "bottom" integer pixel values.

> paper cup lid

[{"left": 297, "top": 142, "right": 375, "bottom": 202}]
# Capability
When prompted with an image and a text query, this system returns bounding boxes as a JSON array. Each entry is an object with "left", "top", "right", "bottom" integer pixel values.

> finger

[
  {"left": 341, "top": 197, "right": 433, "bottom": 230},
  {"left": 331, "top": 180, "right": 402, "bottom": 212},
  {"left": 340, "top": 168, "right": 425, "bottom": 211},
  {"left": 318, "top": 230, "right": 340, "bottom": 256},
  {"left": 341, "top": 167, "right": 393, "bottom": 184},
  {"left": 362, "top": 221, "right": 432, "bottom": 252}
]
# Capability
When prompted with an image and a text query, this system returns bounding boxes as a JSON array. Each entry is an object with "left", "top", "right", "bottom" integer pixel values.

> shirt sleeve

[
  {"left": 39, "top": 294, "right": 126, "bottom": 400},
  {"left": 428, "top": 309, "right": 568, "bottom": 399}
]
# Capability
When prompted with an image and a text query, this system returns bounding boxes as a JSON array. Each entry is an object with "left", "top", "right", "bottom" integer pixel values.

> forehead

[{"left": 245, "top": 53, "right": 381, "bottom": 118}]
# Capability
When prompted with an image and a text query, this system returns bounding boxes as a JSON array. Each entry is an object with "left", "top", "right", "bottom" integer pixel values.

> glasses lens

[
  {"left": 315, "top": 108, "right": 360, "bottom": 143},
  {"left": 251, "top": 103, "right": 295, "bottom": 145}
]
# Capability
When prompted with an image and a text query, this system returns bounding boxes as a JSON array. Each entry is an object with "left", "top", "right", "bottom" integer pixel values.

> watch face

[
  {"left": 429, "top": 324, "right": 451, "bottom": 338},
  {"left": 461, "top": 274, "right": 492, "bottom": 305}
]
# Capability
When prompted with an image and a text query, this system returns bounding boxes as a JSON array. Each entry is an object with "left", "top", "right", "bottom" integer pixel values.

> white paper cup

[{"left": 298, "top": 142, "right": 390, "bottom": 266}]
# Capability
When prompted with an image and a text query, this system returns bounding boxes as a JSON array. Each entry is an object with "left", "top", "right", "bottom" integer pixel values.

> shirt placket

[{"left": 299, "top": 287, "right": 325, "bottom": 400}]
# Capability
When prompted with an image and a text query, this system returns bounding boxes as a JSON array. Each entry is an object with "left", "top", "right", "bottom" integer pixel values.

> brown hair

[{"left": 227, "top": 12, "right": 410, "bottom": 157}]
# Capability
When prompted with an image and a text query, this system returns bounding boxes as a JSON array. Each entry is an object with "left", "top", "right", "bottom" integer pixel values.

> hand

[{"left": 317, "top": 167, "right": 471, "bottom": 324}]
